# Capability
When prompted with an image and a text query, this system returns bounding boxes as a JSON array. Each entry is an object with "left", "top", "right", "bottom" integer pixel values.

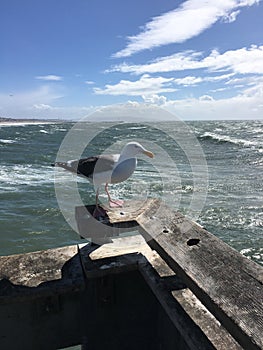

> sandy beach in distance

[{"left": 0, "top": 118, "right": 60, "bottom": 126}]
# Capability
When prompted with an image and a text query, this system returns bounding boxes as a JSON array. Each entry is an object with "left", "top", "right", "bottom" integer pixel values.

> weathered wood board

[
  {"left": 79, "top": 235, "right": 242, "bottom": 350},
  {"left": 104, "top": 198, "right": 263, "bottom": 350}
]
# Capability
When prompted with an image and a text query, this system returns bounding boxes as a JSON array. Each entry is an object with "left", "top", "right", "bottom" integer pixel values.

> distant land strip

[{"left": 0, "top": 117, "right": 63, "bottom": 124}]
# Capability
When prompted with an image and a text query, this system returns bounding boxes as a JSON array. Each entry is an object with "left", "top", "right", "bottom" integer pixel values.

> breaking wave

[{"left": 199, "top": 132, "right": 262, "bottom": 147}]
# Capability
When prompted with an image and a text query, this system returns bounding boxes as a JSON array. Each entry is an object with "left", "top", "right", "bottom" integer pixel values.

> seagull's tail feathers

[{"left": 51, "top": 161, "right": 78, "bottom": 174}]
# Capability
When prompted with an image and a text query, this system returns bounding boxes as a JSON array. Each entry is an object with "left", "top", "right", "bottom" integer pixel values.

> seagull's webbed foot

[
  {"left": 104, "top": 183, "right": 124, "bottom": 208},
  {"left": 109, "top": 199, "right": 124, "bottom": 208}
]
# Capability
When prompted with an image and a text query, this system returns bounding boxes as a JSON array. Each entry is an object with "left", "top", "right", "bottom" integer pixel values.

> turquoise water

[{"left": 0, "top": 120, "right": 262, "bottom": 265}]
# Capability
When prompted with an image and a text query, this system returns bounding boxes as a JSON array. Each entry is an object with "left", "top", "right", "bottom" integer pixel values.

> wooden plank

[
  {"left": 132, "top": 199, "right": 263, "bottom": 350},
  {"left": 170, "top": 288, "right": 242, "bottom": 350},
  {"left": 79, "top": 235, "right": 242, "bottom": 350},
  {"left": 139, "top": 258, "right": 242, "bottom": 350},
  {"left": 104, "top": 199, "right": 156, "bottom": 223}
]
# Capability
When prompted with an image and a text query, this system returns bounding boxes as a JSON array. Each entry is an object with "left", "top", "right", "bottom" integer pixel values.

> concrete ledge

[{"left": 0, "top": 245, "right": 84, "bottom": 303}]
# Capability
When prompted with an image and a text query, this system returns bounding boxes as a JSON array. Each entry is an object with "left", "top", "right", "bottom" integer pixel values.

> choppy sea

[{"left": 0, "top": 120, "right": 262, "bottom": 266}]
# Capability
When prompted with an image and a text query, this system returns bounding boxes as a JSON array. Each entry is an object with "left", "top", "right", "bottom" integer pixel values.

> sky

[{"left": 1, "top": 0, "right": 263, "bottom": 120}]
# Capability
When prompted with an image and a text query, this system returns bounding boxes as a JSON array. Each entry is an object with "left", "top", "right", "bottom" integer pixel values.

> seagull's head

[{"left": 121, "top": 142, "right": 154, "bottom": 159}]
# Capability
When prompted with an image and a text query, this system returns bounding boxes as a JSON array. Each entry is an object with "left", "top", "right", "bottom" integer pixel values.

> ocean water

[{"left": 0, "top": 120, "right": 262, "bottom": 266}]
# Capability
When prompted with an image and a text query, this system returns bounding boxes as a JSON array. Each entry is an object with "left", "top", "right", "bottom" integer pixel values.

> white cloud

[
  {"left": 85, "top": 102, "right": 175, "bottom": 122},
  {"left": 33, "top": 103, "right": 53, "bottom": 110},
  {"left": 242, "top": 80, "right": 263, "bottom": 97},
  {"left": 0, "top": 85, "right": 61, "bottom": 106},
  {"left": 140, "top": 80, "right": 263, "bottom": 120},
  {"left": 0, "top": 86, "right": 63, "bottom": 118},
  {"left": 111, "top": 46, "right": 263, "bottom": 75},
  {"left": 28, "top": 105, "right": 96, "bottom": 120},
  {"left": 142, "top": 94, "right": 167, "bottom": 105},
  {"left": 210, "top": 87, "right": 230, "bottom": 92},
  {"left": 109, "top": 51, "right": 203, "bottom": 74},
  {"left": 199, "top": 94, "right": 214, "bottom": 101},
  {"left": 94, "top": 74, "right": 176, "bottom": 96},
  {"left": 85, "top": 80, "right": 95, "bottom": 85},
  {"left": 222, "top": 10, "right": 240, "bottom": 23},
  {"left": 206, "top": 73, "right": 235, "bottom": 81},
  {"left": 172, "top": 73, "right": 235, "bottom": 86},
  {"left": 174, "top": 76, "right": 203, "bottom": 86},
  {"left": 207, "top": 45, "right": 263, "bottom": 74},
  {"left": 35, "top": 75, "right": 63, "bottom": 81},
  {"left": 114, "top": 0, "right": 260, "bottom": 57},
  {"left": 2, "top": 86, "right": 263, "bottom": 120},
  {"left": 225, "top": 77, "right": 253, "bottom": 88}
]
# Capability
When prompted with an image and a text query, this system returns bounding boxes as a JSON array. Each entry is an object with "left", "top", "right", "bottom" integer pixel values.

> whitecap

[
  {"left": 200, "top": 132, "right": 262, "bottom": 147},
  {"left": 129, "top": 126, "right": 148, "bottom": 130},
  {"left": 248, "top": 218, "right": 263, "bottom": 227},
  {"left": 0, "top": 164, "right": 54, "bottom": 189},
  {"left": 0, "top": 139, "right": 16, "bottom": 144},
  {"left": 240, "top": 248, "right": 252, "bottom": 255},
  {"left": 240, "top": 247, "right": 263, "bottom": 264}
]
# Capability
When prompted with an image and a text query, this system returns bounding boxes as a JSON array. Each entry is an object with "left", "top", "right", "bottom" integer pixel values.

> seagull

[{"left": 53, "top": 142, "right": 154, "bottom": 216}]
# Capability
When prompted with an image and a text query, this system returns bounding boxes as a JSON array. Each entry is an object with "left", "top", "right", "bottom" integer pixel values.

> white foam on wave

[
  {"left": 0, "top": 139, "right": 16, "bottom": 144},
  {"left": 240, "top": 247, "right": 263, "bottom": 264},
  {"left": 240, "top": 248, "right": 252, "bottom": 255},
  {"left": 200, "top": 131, "right": 262, "bottom": 147},
  {"left": 0, "top": 164, "right": 55, "bottom": 190},
  {"left": 129, "top": 126, "right": 148, "bottom": 130}
]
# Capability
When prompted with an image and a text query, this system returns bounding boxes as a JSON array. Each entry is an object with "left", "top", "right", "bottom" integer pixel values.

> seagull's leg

[
  {"left": 93, "top": 188, "right": 106, "bottom": 218},
  {"left": 105, "top": 183, "right": 124, "bottom": 208},
  {"left": 95, "top": 188, "right": 99, "bottom": 208}
]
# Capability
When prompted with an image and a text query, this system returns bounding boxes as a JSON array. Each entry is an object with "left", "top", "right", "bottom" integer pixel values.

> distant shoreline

[{"left": 0, "top": 117, "right": 62, "bottom": 125}]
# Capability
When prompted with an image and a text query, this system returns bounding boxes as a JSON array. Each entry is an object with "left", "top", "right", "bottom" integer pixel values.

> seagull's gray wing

[
  {"left": 54, "top": 154, "right": 119, "bottom": 179},
  {"left": 78, "top": 154, "right": 118, "bottom": 178}
]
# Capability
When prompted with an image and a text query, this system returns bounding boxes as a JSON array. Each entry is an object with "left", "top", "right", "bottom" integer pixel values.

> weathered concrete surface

[
  {"left": 0, "top": 245, "right": 79, "bottom": 287},
  {"left": 0, "top": 245, "right": 84, "bottom": 303}
]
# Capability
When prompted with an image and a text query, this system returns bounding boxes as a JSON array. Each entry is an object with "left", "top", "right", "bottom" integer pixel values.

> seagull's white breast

[{"left": 111, "top": 158, "right": 137, "bottom": 184}]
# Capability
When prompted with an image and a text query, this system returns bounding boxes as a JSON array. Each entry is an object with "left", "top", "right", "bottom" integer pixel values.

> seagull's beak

[{"left": 143, "top": 150, "right": 154, "bottom": 158}]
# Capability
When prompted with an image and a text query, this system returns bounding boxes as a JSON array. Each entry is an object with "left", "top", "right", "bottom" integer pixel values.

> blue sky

[{"left": 1, "top": 0, "right": 263, "bottom": 120}]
